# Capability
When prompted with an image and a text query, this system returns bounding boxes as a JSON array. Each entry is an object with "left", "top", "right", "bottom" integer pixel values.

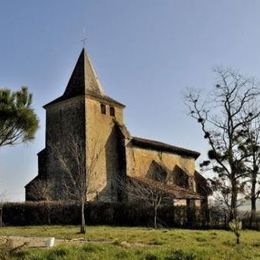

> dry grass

[{"left": 0, "top": 226, "right": 259, "bottom": 259}]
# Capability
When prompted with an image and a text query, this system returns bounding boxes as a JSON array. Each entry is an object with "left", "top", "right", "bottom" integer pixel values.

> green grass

[{"left": 0, "top": 226, "right": 259, "bottom": 259}]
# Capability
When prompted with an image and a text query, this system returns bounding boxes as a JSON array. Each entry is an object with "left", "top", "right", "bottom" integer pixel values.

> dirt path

[
  {"left": 0, "top": 236, "right": 63, "bottom": 248},
  {"left": 0, "top": 236, "right": 151, "bottom": 249}
]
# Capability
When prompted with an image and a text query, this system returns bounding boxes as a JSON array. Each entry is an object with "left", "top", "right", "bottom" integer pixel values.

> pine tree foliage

[{"left": 0, "top": 87, "right": 39, "bottom": 147}]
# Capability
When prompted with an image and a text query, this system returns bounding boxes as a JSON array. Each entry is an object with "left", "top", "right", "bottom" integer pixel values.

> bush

[{"left": 229, "top": 219, "right": 242, "bottom": 244}]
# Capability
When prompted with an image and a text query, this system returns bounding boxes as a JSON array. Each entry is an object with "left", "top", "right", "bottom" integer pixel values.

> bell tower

[{"left": 25, "top": 49, "right": 125, "bottom": 201}]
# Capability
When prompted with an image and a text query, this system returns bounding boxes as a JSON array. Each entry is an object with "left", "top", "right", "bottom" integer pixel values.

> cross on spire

[
  {"left": 81, "top": 37, "right": 87, "bottom": 48},
  {"left": 81, "top": 27, "right": 87, "bottom": 48}
]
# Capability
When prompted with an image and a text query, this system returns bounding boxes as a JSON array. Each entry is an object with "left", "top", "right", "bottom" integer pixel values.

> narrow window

[
  {"left": 101, "top": 103, "right": 106, "bottom": 114},
  {"left": 110, "top": 106, "right": 115, "bottom": 116}
]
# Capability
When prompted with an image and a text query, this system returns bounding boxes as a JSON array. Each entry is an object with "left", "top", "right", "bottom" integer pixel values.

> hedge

[
  {"left": 2, "top": 201, "right": 258, "bottom": 229},
  {"left": 1, "top": 201, "right": 199, "bottom": 227}
]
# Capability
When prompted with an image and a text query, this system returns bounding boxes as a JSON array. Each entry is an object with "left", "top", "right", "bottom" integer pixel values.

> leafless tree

[
  {"left": 53, "top": 134, "right": 102, "bottom": 233},
  {"left": 242, "top": 119, "right": 260, "bottom": 227},
  {"left": 28, "top": 179, "right": 54, "bottom": 224},
  {"left": 119, "top": 176, "right": 173, "bottom": 228},
  {"left": 28, "top": 179, "right": 53, "bottom": 201},
  {"left": 185, "top": 67, "right": 260, "bottom": 220},
  {"left": 209, "top": 177, "right": 245, "bottom": 212}
]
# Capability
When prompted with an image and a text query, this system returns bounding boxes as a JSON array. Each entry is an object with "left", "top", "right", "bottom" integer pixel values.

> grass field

[{"left": 0, "top": 226, "right": 259, "bottom": 259}]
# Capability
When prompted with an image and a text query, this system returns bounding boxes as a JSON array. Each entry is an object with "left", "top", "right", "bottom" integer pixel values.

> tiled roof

[
  {"left": 194, "top": 171, "right": 212, "bottom": 196},
  {"left": 128, "top": 176, "right": 203, "bottom": 199},
  {"left": 131, "top": 137, "right": 200, "bottom": 159},
  {"left": 86, "top": 91, "right": 125, "bottom": 107}
]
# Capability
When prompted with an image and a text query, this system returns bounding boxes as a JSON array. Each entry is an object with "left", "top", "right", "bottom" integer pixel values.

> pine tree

[{"left": 0, "top": 87, "right": 39, "bottom": 147}]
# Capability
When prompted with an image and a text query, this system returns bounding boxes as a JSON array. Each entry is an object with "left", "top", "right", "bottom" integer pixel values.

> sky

[{"left": 1, "top": 0, "right": 260, "bottom": 201}]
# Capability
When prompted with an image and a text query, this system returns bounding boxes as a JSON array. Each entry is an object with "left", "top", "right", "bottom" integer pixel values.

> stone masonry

[{"left": 25, "top": 49, "right": 211, "bottom": 206}]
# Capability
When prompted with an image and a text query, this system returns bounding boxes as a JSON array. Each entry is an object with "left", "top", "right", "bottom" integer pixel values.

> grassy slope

[{"left": 0, "top": 226, "right": 259, "bottom": 259}]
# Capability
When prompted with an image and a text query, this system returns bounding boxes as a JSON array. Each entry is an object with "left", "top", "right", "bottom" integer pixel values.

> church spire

[
  {"left": 44, "top": 48, "right": 125, "bottom": 108},
  {"left": 63, "top": 48, "right": 104, "bottom": 98}
]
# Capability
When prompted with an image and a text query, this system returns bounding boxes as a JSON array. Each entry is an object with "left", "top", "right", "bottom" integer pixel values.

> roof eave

[
  {"left": 43, "top": 93, "right": 125, "bottom": 109},
  {"left": 86, "top": 92, "right": 126, "bottom": 108},
  {"left": 131, "top": 137, "right": 200, "bottom": 159}
]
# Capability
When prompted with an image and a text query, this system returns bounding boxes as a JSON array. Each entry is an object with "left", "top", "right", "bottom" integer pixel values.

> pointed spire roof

[
  {"left": 44, "top": 48, "right": 125, "bottom": 108},
  {"left": 63, "top": 48, "right": 104, "bottom": 98}
]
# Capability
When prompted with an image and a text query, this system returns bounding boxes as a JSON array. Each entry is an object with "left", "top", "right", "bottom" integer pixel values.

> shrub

[
  {"left": 165, "top": 249, "right": 197, "bottom": 260},
  {"left": 229, "top": 219, "right": 242, "bottom": 244},
  {"left": 145, "top": 253, "right": 158, "bottom": 260}
]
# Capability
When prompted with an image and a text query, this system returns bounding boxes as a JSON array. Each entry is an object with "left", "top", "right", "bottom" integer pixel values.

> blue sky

[{"left": 1, "top": 0, "right": 260, "bottom": 201}]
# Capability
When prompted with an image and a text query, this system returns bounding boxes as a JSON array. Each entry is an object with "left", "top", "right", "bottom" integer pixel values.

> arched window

[
  {"left": 110, "top": 106, "right": 115, "bottom": 116},
  {"left": 101, "top": 103, "right": 106, "bottom": 114}
]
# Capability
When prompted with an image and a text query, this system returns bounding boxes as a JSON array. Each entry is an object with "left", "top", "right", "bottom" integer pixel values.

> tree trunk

[
  {"left": 154, "top": 205, "right": 158, "bottom": 229},
  {"left": 80, "top": 198, "right": 85, "bottom": 234},
  {"left": 250, "top": 197, "right": 256, "bottom": 228},
  {"left": 47, "top": 202, "right": 51, "bottom": 225},
  {"left": 250, "top": 176, "right": 257, "bottom": 228},
  {"left": 236, "top": 233, "right": 240, "bottom": 244},
  {"left": 230, "top": 180, "right": 238, "bottom": 221}
]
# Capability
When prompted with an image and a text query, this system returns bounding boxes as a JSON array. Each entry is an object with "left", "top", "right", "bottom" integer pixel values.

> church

[{"left": 25, "top": 49, "right": 211, "bottom": 208}]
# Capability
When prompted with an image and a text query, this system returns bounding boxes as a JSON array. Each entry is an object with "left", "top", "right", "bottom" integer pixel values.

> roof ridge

[{"left": 131, "top": 136, "right": 200, "bottom": 159}]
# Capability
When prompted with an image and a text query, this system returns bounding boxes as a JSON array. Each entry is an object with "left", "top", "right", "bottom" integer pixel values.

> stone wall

[
  {"left": 86, "top": 96, "right": 124, "bottom": 202},
  {"left": 43, "top": 96, "right": 86, "bottom": 199},
  {"left": 26, "top": 94, "right": 126, "bottom": 202},
  {"left": 126, "top": 144, "right": 197, "bottom": 192}
]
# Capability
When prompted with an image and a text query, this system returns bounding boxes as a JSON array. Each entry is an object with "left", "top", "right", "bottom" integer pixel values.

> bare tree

[
  {"left": 28, "top": 179, "right": 54, "bottom": 224},
  {"left": 53, "top": 134, "right": 101, "bottom": 233},
  {"left": 185, "top": 68, "right": 260, "bottom": 220},
  {"left": 209, "top": 177, "right": 245, "bottom": 213},
  {"left": 119, "top": 176, "right": 173, "bottom": 228},
  {"left": 241, "top": 119, "right": 260, "bottom": 227},
  {"left": 28, "top": 179, "right": 53, "bottom": 201}
]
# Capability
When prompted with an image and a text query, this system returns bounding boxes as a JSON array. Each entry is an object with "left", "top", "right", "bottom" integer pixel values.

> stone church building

[{"left": 25, "top": 49, "right": 211, "bottom": 207}]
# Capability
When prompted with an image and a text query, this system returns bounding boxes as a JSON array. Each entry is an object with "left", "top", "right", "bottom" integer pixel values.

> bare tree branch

[{"left": 185, "top": 68, "right": 260, "bottom": 220}]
